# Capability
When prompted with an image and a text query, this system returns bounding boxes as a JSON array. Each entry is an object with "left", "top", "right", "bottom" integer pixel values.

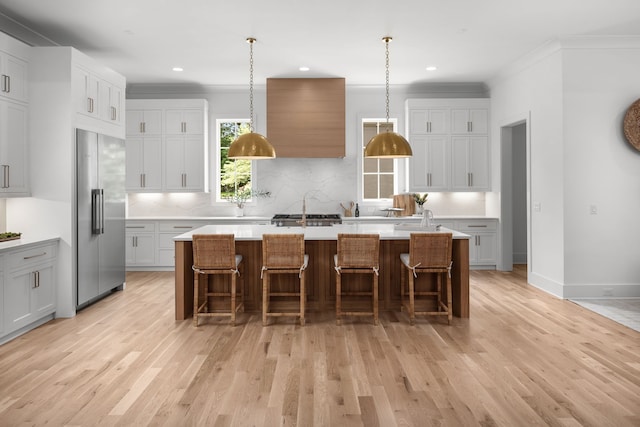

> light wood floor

[{"left": 0, "top": 266, "right": 639, "bottom": 426}]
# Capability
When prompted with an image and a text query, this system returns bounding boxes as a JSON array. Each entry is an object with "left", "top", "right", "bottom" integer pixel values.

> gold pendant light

[
  {"left": 228, "top": 37, "right": 276, "bottom": 159},
  {"left": 364, "top": 36, "right": 412, "bottom": 158}
]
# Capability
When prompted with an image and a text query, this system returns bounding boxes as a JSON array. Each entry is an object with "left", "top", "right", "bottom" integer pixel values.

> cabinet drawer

[
  {"left": 158, "top": 222, "right": 203, "bottom": 232},
  {"left": 125, "top": 222, "right": 155, "bottom": 232},
  {"left": 455, "top": 220, "right": 498, "bottom": 232},
  {"left": 8, "top": 243, "right": 56, "bottom": 271}
]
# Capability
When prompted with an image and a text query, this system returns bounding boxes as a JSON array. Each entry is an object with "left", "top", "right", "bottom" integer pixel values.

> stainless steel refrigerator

[{"left": 76, "top": 129, "right": 126, "bottom": 308}]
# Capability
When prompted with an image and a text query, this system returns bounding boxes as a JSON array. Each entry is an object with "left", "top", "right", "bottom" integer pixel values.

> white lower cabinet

[
  {"left": 125, "top": 222, "right": 156, "bottom": 266},
  {"left": 1, "top": 240, "right": 58, "bottom": 344},
  {"left": 455, "top": 219, "right": 498, "bottom": 267}
]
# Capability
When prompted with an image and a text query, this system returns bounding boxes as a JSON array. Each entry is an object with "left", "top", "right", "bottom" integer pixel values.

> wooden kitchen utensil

[{"left": 340, "top": 201, "right": 354, "bottom": 217}]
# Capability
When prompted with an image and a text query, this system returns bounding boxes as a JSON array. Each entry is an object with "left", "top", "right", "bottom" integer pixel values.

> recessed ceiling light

[
  {"left": 299, "top": 66, "right": 310, "bottom": 72},
  {"left": 426, "top": 66, "right": 437, "bottom": 71},
  {"left": 172, "top": 67, "right": 184, "bottom": 72}
]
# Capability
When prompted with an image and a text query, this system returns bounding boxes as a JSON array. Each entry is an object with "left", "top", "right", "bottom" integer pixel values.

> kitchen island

[{"left": 173, "top": 223, "right": 470, "bottom": 320}]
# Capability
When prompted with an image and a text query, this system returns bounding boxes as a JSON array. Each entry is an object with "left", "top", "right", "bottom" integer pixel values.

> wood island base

[{"left": 175, "top": 238, "right": 469, "bottom": 321}]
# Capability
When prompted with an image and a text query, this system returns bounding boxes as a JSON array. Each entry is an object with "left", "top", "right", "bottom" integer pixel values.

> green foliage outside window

[{"left": 219, "top": 121, "right": 252, "bottom": 198}]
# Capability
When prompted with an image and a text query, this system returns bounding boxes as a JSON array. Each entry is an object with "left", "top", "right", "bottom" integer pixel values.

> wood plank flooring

[{"left": 0, "top": 266, "right": 638, "bottom": 426}]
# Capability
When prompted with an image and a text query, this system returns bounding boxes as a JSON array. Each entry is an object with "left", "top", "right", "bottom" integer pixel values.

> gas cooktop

[{"left": 271, "top": 214, "right": 342, "bottom": 227}]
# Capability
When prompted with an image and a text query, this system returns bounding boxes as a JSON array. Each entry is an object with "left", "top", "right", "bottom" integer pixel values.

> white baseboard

[
  {"left": 528, "top": 272, "right": 564, "bottom": 298},
  {"left": 563, "top": 283, "right": 640, "bottom": 299}
]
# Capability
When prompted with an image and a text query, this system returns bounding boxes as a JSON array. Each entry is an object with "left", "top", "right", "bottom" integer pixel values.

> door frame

[{"left": 499, "top": 113, "right": 531, "bottom": 273}]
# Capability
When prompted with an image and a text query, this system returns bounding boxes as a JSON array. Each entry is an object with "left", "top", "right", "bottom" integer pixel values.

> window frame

[
  {"left": 358, "top": 117, "right": 409, "bottom": 204},
  {"left": 214, "top": 118, "right": 257, "bottom": 204}
]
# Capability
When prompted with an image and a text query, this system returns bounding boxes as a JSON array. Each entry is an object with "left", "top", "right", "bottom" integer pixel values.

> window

[
  {"left": 216, "top": 119, "right": 253, "bottom": 201},
  {"left": 361, "top": 119, "right": 404, "bottom": 200}
]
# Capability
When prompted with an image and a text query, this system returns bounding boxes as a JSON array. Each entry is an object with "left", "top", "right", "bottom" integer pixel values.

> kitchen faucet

[{"left": 297, "top": 194, "right": 307, "bottom": 227}]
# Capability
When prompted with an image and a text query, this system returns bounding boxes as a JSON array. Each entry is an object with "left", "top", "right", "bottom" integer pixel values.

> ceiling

[{"left": 1, "top": 0, "right": 639, "bottom": 87}]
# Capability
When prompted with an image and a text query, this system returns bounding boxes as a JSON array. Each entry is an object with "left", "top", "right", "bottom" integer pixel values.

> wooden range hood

[{"left": 267, "top": 78, "right": 345, "bottom": 158}]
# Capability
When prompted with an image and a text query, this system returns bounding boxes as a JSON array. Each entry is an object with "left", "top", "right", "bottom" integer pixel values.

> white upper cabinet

[
  {"left": 165, "top": 109, "right": 204, "bottom": 135},
  {"left": 126, "top": 109, "right": 163, "bottom": 136},
  {"left": 450, "top": 136, "right": 490, "bottom": 191},
  {"left": 125, "top": 136, "right": 163, "bottom": 192},
  {"left": 125, "top": 99, "right": 209, "bottom": 193},
  {"left": 0, "top": 99, "right": 29, "bottom": 196},
  {"left": 409, "top": 135, "right": 450, "bottom": 192},
  {"left": 72, "top": 62, "right": 125, "bottom": 133},
  {"left": 451, "top": 108, "right": 488, "bottom": 134},
  {"left": 408, "top": 108, "right": 448, "bottom": 134},
  {"left": 406, "top": 98, "right": 490, "bottom": 192},
  {"left": 0, "top": 50, "right": 28, "bottom": 104}
]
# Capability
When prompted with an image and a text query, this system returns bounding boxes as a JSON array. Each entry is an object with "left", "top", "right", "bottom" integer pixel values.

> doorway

[{"left": 499, "top": 119, "right": 529, "bottom": 273}]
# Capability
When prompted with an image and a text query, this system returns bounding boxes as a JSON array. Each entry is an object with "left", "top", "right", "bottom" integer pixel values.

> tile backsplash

[{"left": 126, "top": 157, "right": 487, "bottom": 218}]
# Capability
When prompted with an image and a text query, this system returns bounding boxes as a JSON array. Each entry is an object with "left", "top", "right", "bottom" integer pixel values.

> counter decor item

[
  {"left": 225, "top": 188, "right": 271, "bottom": 216},
  {"left": 340, "top": 201, "right": 354, "bottom": 217},
  {"left": 623, "top": 98, "right": 640, "bottom": 152},
  {"left": 392, "top": 194, "right": 415, "bottom": 216},
  {"left": 0, "top": 232, "right": 21, "bottom": 242},
  {"left": 413, "top": 193, "right": 429, "bottom": 213}
]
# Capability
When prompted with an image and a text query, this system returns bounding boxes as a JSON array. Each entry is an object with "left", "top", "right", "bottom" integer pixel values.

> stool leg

[
  {"left": 336, "top": 272, "right": 342, "bottom": 326},
  {"left": 409, "top": 272, "right": 416, "bottom": 326},
  {"left": 446, "top": 273, "right": 453, "bottom": 325},
  {"left": 262, "top": 272, "right": 268, "bottom": 326},
  {"left": 437, "top": 274, "right": 442, "bottom": 312},
  {"left": 300, "top": 271, "right": 305, "bottom": 326},
  {"left": 230, "top": 273, "right": 236, "bottom": 327},
  {"left": 373, "top": 272, "right": 379, "bottom": 326},
  {"left": 193, "top": 272, "right": 199, "bottom": 327}
]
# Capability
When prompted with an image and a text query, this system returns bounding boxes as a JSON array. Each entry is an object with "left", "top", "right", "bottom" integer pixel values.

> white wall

[
  {"left": 489, "top": 37, "right": 640, "bottom": 298},
  {"left": 126, "top": 84, "right": 490, "bottom": 218},
  {"left": 561, "top": 42, "right": 640, "bottom": 296},
  {"left": 489, "top": 44, "right": 566, "bottom": 296}
]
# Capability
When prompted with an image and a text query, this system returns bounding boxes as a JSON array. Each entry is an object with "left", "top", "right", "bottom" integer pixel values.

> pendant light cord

[
  {"left": 384, "top": 37, "right": 391, "bottom": 131},
  {"left": 247, "top": 37, "right": 256, "bottom": 132}
]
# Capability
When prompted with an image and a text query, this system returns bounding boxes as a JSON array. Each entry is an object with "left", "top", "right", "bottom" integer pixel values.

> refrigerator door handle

[
  {"left": 100, "top": 189, "right": 105, "bottom": 234},
  {"left": 91, "top": 189, "right": 101, "bottom": 234}
]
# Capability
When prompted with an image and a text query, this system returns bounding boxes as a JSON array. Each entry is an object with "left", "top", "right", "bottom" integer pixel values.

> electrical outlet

[
  {"left": 533, "top": 202, "right": 541, "bottom": 212},
  {"left": 590, "top": 205, "right": 597, "bottom": 215},
  {"left": 603, "top": 288, "right": 613, "bottom": 296}
]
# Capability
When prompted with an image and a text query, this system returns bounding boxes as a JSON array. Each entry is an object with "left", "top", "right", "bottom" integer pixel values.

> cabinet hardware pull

[
  {"left": 2, "top": 75, "right": 10, "bottom": 93},
  {"left": 111, "top": 106, "right": 116, "bottom": 121},
  {"left": 469, "top": 172, "right": 473, "bottom": 187},
  {"left": 470, "top": 121, "right": 473, "bottom": 132},
  {"left": 142, "top": 173, "right": 146, "bottom": 188},
  {"left": 24, "top": 252, "right": 47, "bottom": 260},
  {"left": 142, "top": 122, "right": 146, "bottom": 133},
  {"left": 126, "top": 226, "right": 146, "bottom": 229},
  {"left": 173, "top": 226, "right": 193, "bottom": 229},
  {"left": 468, "top": 225, "right": 488, "bottom": 228},
  {"left": 1, "top": 165, "right": 8, "bottom": 188}
]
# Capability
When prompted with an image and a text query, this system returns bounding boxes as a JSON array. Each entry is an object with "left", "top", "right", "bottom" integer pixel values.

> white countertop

[
  {"left": 0, "top": 235, "right": 60, "bottom": 253},
  {"left": 173, "top": 223, "right": 470, "bottom": 241}
]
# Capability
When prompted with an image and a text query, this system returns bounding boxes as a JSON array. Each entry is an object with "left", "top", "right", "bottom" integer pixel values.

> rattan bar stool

[
  {"left": 400, "top": 232, "right": 453, "bottom": 325},
  {"left": 261, "top": 234, "right": 308, "bottom": 326},
  {"left": 192, "top": 234, "right": 243, "bottom": 327},
  {"left": 334, "top": 233, "right": 380, "bottom": 325}
]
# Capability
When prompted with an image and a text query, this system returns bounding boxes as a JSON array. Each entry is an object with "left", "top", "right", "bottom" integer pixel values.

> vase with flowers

[
  {"left": 225, "top": 188, "right": 271, "bottom": 216},
  {"left": 412, "top": 193, "right": 428, "bottom": 214}
]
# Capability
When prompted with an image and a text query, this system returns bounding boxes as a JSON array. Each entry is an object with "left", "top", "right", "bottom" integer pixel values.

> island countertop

[
  {"left": 173, "top": 223, "right": 471, "bottom": 321},
  {"left": 173, "top": 223, "right": 470, "bottom": 241}
]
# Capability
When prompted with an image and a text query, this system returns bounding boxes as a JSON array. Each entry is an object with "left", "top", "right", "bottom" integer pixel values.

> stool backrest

[
  {"left": 262, "top": 234, "right": 305, "bottom": 268},
  {"left": 409, "top": 233, "right": 453, "bottom": 268},
  {"left": 336, "top": 233, "right": 380, "bottom": 268},
  {"left": 192, "top": 234, "right": 236, "bottom": 270}
]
